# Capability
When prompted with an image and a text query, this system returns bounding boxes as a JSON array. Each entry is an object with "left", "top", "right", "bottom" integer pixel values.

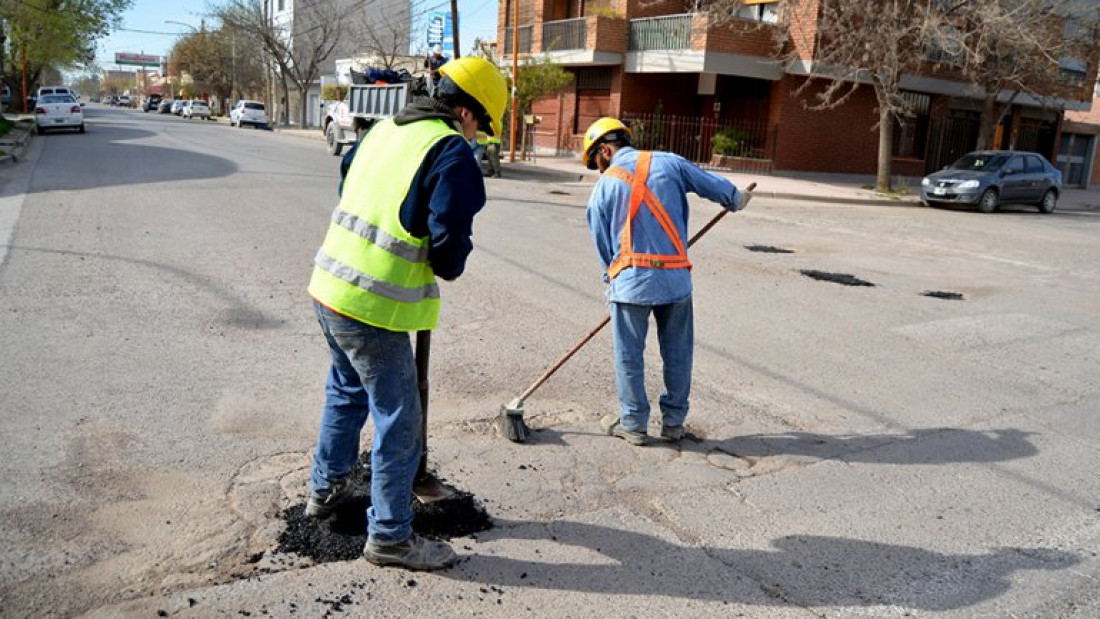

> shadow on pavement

[
  {"left": 497, "top": 163, "right": 591, "bottom": 185},
  {"left": 687, "top": 427, "right": 1038, "bottom": 465},
  {"left": 27, "top": 123, "right": 236, "bottom": 193},
  {"left": 449, "top": 520, "right": 1079, "bottom": 610}
]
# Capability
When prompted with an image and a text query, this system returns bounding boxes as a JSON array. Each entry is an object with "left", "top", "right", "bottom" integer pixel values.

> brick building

[{"left": 499, "top": 0, "right": 1095, "bottom": 178}]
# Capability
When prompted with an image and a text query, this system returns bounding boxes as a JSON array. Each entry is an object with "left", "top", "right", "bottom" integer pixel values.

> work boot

[
  {"left": 659, "top": 425, "right": 685, "bottom": 442},
  {"left": 363, "top": 534, "right": 457, "bottom": 571},
  {"left": 304, "top": 479, "right": 350, "bottom": 518},
  {"left": 600, "top": 414, "right": 648, "bottom": 446}
]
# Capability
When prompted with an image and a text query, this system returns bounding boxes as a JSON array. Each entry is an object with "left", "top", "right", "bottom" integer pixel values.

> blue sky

[{"left": 96, "top": 0, "right": 499, "bottom": 71}]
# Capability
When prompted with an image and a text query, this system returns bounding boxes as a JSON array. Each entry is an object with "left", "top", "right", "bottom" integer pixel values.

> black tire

[
  {"left": 1038, "top": 189, "right": 1057, "bottom": 214},
  {"left": 35, "top": 125, "right": 44, "bottom": 135},
  {"left": 78, "top": 123, "right": 85, "bottom": 134},
  {"left": 977, "top": 189, "right": 999, "bottom": 213},
  {"left": 326, "top": 122, "right": 343, "bottom": 156}
]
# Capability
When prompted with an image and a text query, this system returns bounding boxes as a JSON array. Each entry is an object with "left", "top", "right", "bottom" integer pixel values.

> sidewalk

[
  {"left": 272, "top": 126, "right": 1100, "bottom": 211},
  {"left": 516, "top": 155, "right": 1100, "bottom": 211},
  {"left": 0, "top": 116, "right": 35, "bottom": 164}
]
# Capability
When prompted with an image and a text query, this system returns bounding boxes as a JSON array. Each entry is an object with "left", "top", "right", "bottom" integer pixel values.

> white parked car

[
  {"left": 229, "top": 100, "right": 268, "bottom": 128},
  {"left": 117, "top": 94, "right": 133, "bottom": 107},
  {"left": 170, "top": 100, "right": 185, "bottom": 115},
  {"left": 35, "top": 94, "right": 84, "bottom": 134},
  {"left": 181, "top": 100, "right": 211, "bottom": 120}
]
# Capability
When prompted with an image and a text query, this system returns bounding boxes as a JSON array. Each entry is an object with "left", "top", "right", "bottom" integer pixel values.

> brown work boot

[
  {"left": 363, "top": 534, "right": 457, "bottom": 571},
  {"left": 600, "top": 414, "right": 648, "bottom": 446}
]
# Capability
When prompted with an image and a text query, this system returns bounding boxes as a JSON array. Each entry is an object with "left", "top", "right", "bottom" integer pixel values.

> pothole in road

[
  {"left": 745, "top": 244, "right": 795, "bottom": 254},
  {"left": 275, "top": 453, "right": 493, "bottom": 564},
  {"left": 799, "top": 270, "right": 875, "bottom": 287},
  {"left": 921, "top": 290, "right": 965, "bottom": 300}
]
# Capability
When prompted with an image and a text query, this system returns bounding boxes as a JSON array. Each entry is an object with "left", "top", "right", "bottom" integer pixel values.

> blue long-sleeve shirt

[{"left": 585, "top": 146, "right": 742, "bottom": 305}]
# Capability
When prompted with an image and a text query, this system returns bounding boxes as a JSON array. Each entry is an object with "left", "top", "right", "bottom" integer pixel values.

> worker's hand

[{"left": 739, "top": 191, "right": 752, "bottom": 210}]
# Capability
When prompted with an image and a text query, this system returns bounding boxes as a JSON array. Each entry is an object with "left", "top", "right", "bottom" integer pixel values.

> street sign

[
  {"left": 115, "top": 52, "right": 161, "bottom": 67},
  {"left": 427, "top": 11, "right": 454, "bottom": 56}
]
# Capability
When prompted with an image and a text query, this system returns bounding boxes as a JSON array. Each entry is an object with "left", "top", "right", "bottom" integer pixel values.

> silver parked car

[{"left": 921, "top": 150, "right": 1062, "bottom": 214}]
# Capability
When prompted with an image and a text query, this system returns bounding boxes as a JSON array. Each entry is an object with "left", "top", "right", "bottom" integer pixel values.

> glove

[{"left": 738, "top": 191, "right": 752, "bottom": 210}]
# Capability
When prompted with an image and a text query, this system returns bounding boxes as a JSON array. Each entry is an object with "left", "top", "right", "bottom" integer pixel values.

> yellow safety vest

[
  {"left": 308, "top": 118, "right": 459, "bottom": 331},
  {"left": 476, "top": 131, "right": 501, "bottom": 146}
]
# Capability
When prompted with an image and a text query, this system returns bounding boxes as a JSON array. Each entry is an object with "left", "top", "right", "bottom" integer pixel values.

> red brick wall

[
  {"left": 626, "top": 0, "right": 687, "bottom": 20},
  {"left": 694, "top": 15, "right": 778, "bottom": 57},
  {"left": 770, "top": 76, "right": 880, "bottom": 173},
  {"left": 589, "top": 15, "right": 628, "bottom": 52},
  {"left": 620, "top": 73, "right": 700, "bottom": 116}
]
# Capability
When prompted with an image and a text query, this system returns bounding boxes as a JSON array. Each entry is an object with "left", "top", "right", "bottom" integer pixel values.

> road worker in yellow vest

[
  {"left": 306, "top": 56, "right": 508, "bottom": 571},
  {"left": 582, "top": 117, "right": 749, "bottom": 446},
  {"left": 473, "top": 129, "right": 503, "bottom": 177}
]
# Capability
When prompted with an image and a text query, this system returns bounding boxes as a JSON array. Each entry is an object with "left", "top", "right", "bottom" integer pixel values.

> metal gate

[
  {"left": 926, "top": 114, "right": 980, "bottom": 173},
  {"left": 1057, "top": 132, "right": 1094, "bottom": 187}
]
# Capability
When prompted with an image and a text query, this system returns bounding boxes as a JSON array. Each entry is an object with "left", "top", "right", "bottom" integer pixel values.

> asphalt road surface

[{"left": 1, "top": 104, "right": 1098, "bottom": 617}]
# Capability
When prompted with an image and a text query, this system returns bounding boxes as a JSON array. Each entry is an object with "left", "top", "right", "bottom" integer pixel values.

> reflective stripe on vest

[
  {"left": 308, "top": 118, "right": 458, "bottom": 331},
  {"left": 603, "top": 151, "right": 692, "bottom": 280}
]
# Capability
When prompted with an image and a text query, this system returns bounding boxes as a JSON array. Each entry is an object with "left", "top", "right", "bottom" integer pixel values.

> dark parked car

[
  {"left": 158, "top": 99, "right": 174, "bottom": 113},
  {"left": 921, "top": 150, "right": 1062, "bottom": 214},
  {"left": 143, "top": 94, "right": 163, "bottom": 112}
]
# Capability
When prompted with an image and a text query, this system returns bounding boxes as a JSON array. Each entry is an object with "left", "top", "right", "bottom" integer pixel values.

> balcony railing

[
  {"left": 543, "top": 17, "right": 587, "bottom": 52},
  {"left": 503, "top": 25, "right": 534, "bottom": 54},
  {"left": 629, "top": 14, "right": 693, "bottom": 51}
]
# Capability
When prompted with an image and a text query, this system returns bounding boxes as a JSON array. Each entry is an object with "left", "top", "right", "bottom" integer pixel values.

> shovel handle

[{"left": 515, "top": 182, "right": 756, "bottom": 405}]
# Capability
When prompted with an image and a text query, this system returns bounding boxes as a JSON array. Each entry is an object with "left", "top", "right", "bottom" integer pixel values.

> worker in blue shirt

[{"left": 581, "top": 117, "right": 749, "bottom": 446}]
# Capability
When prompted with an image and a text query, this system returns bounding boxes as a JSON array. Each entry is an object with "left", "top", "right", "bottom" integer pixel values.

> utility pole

[
  {"left": 451, "top": 0, "right": 461, "bottom": 58},
  {"left": 508, "top": 0, "right": 519, "bottom": 163}
]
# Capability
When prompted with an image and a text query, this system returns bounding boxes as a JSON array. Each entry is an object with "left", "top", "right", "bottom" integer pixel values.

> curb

[
  {"left": 0, "top": 122, "right": 34, "bottom": 165},
  {"left": 762, "top": 191, "right": 924, "bottom": 208}
]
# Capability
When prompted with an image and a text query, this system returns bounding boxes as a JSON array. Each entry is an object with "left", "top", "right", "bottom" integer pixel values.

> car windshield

[
  {"left": 41, "top": 95, "right": 73, "bottom": 104},
  {"left": 244, "top": 102, "right": 264, "bottom": 110},
  {"left": 949, "top": 154, "right": 1009, "bottom": 171}
]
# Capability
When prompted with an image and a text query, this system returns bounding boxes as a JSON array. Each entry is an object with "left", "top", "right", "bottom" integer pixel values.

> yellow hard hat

[
  {"left": 582, "top": 117, "right": 632, "bottom": 170},
  {"left": 438, "top": 56, "right": 509, "bottom": 137}
]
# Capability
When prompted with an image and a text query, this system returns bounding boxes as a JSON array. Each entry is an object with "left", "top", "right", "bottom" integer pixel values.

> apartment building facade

[
  {"left": 267, "top": 0, "right": 412, "bottom": 127},
  {"left": 499, "top": 0, "right": 1096, "bottom": 182}
]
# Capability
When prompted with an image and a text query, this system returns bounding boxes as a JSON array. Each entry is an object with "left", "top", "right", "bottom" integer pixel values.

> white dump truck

[{"left": 321, "top": 82, "right": 410, "bottom": 156}]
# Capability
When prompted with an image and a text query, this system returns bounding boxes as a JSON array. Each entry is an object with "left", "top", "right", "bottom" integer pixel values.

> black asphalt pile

[
  {"left": 800, "top": 269, "right": 875, "bottom": 287},
  {"left": 922, "top": 290, "right": 965, "bottom": 300},
  {"left": 276, "top": 453, "right": 493, "bottom": 564},
  {"left": 745, "top": 244, "right": 795, "bottom": 253}
]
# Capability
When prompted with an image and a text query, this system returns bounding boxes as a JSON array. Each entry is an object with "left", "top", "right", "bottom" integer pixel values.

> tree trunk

[
  {"left": 280, "top": 77, "right": 290, "bottom": 125},
  {"left": 976, "top": 95, "right": 997, "bottom": 150},
  {"left": 876, "top": 105, "right": 893, "bottom": 192},
  {"left": 298, "top": 87, "right": 310, "bottom": 128}
]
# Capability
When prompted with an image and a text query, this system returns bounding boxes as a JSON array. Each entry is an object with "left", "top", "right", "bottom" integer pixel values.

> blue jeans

[
  {"left": 610, "top": 297, "right": 693, "bottom": 433},
  {"left": 309, "top": 301, "right": 421, "bottom": 543}
]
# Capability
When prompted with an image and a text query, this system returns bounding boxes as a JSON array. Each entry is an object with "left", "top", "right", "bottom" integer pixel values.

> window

[
  {"left": 735, "top": 1, "right": 778, "bottom": 23},
  {"left": 1025, "top": 155, "right": 1045, "bottom": 173},
  {"left": 278, "top": 0, "right": 285, "bottom": 10},
  {"left": 893, "top": 91, "right": 931, "bottom": 159},
  {"left": 1005, "top": 156, "right": 1025, "bottom": 174}
]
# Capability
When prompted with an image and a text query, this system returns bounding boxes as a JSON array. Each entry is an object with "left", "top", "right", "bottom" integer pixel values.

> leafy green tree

[
  {"left": 513, "top": 56, "right": 571, "bottom": 118},
  {"left": 0, "top": 0, "right": 131, "bottom": 111}
]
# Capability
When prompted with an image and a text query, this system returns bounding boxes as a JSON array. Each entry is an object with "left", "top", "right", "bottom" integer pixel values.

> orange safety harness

[{"left": 602, "top": 151, "right": 692, "bottom": 280}]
